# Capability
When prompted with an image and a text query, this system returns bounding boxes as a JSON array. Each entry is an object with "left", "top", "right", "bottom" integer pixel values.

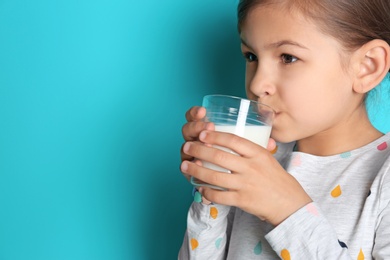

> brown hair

[{"left": 237, "top": 0, "right": 390, "bottom": 63}]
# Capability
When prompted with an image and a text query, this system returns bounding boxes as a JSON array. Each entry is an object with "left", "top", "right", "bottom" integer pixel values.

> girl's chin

[{"left": 270, "top": 131, "right": 297, "bottom": 144}]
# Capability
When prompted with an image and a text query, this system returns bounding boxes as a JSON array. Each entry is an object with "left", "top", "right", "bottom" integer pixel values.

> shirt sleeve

[
  {"left": 265, "top": 202, "right": 353, "bottom": 259},
  {"left": 178, "top": 202, "right": 233, "bottom": 260}
]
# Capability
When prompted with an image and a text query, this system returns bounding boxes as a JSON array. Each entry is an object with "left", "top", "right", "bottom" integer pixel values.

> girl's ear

[{"left": 352, "top": 39, "right": 390, "bottom": 94}]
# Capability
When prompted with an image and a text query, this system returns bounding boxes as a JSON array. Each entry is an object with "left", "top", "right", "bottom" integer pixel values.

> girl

[{"left": 179, "top": 0, "right": 390, "bottom": 259}]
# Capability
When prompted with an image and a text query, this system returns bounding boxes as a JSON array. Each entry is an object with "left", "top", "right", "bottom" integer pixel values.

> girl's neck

[{"left": 296, "top": 108, "right": 383, "bottom": 156}]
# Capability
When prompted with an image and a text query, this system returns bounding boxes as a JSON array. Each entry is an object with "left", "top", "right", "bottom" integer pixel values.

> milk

[
  {"left": 193, "top": 125, "right": 271, "bottom": 188},
  {"left": 215, "top": 125, "right": 271, "bottom": 148}
]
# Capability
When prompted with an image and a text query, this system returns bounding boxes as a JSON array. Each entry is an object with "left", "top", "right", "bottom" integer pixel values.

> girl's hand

[
  {"left": 181, "top": 106, "right": 213, "bottom": 161},
  {"left": 179, "top": 106, "right": 277, "bottom": 180},
  {"left": 180, "top": 130, "right": 312, "bottom": 226},
  {"left": 180, "top": 106, "right": 214, "bottom": 181}
]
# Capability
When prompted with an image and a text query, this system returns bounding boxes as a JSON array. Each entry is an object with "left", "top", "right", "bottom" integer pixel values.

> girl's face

[{"left": 241, "top": 6, "right": 364, "bottom": 143}]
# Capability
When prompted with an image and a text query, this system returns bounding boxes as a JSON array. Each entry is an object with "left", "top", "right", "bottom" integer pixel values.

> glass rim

[{"left": 203, "top": 94, "right": 276, "bottom": 114}]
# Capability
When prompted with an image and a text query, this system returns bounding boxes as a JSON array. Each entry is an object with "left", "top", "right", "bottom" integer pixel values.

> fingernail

[
  {"left": 199, "top": 131, "right": 207, "bottom": 141},
  {"left": 181, "top": 161, "right": 188, "bottom": 172},
  {"left": 183, "top": 142, "right": 191, "bottom": 153}
]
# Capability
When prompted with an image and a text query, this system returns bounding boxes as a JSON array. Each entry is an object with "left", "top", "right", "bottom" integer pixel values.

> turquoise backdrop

[{"left": 0, "top": 0, "right": 389, "bottom": 259}]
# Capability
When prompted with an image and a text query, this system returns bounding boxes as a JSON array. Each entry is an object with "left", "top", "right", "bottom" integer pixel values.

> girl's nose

[{"left": 247, "top": 67, "right": 276, "bottom": 99}]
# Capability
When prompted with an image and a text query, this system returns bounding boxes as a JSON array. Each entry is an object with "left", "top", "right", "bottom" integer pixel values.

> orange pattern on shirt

[
  {"left": 281, "top": 249, "right": 291, "bottom": 260},
  {"left": 191, "top": 238, "right": 199, "bottom": 250}
]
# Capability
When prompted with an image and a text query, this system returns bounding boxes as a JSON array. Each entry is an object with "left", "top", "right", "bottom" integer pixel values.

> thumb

[{"left": 266, "top": 138, "right": 276, "bottom": 152}]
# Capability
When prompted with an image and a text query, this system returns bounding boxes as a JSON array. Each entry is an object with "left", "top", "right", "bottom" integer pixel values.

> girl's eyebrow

[
  {"left": 267, "top": 40, "right": 309, "bottom": 50},
  {"left": 240, "top": 38, "right": 308, "bottom": 50},
  {"left": 240, "top": 38, "right": 254, "bottom": 50}
]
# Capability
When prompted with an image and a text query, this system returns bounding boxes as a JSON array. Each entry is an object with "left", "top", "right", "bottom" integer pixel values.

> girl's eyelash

[
  {"left": 243, "top": 52, "right": 258, "bottom": 62},
  {"left": 242, "top": 52, "right": 298, "bottom": 64}
]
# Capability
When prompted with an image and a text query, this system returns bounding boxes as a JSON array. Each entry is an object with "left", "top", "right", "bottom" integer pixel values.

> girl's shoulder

[
  {"left": 376, "top": 133, "right": 390, "bottom": 180},
  {"left": 275, "top": 133, "right": 390, "bottom": 160},
  {"left": 355, "top": 133, "right": 390, "bottom": 206},
  {"left": 361, "top": 133, "right": 390, "bottom": 168},
  {"left": 374, "top": 141, "right": 390, "bottom": 213},
  {"left": 274, "top": 133, "right": 390, "bottom": 173}
]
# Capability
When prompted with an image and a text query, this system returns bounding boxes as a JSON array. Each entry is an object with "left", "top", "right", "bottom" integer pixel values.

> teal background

[{"left": 0, "top": 0, "right": 388, "bottom": 259}]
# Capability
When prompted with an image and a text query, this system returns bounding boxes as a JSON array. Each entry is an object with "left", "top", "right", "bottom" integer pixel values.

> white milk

[
  {"left": 200, "top": 124, "right": 271, "bottom": 175},
  {"left": 215, "top": 125, "right": 271, "bottom": 148}
]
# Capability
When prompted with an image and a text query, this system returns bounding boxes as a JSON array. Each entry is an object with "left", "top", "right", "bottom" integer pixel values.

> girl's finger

[
  {"left": 180, "top": 143, "right": 194, "bottom": 161},
  {"left": 180, "top": 159, "right": 203, "bottom": 181},
  {"left": 180, "top": 160, "right": 242, "bottom": 190},
  {"left": 185, "top": 106, "right": 206, "bottom": 122},
  {"left": 200, "top": 187, "right": 239, "bottom": 207},
  {"left": 182, "top": 141, "right": 249, "bottom": 174},
  {"left": 182, "top": 121, "right": 214, "bottom": 141},
  {"left": 198, "top": 130, "right": 267, "bottom": 158},
  {"left": 267, "top": 138, "right": 276, "bottom": 152}
]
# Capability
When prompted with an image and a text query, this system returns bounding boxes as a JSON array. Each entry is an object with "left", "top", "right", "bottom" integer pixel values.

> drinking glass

[{"left": 191, "top": 94, "right": 275, "bottom": 190}]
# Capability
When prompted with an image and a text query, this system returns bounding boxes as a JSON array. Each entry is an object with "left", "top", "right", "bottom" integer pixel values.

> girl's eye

[
  {"left": 281, "top": 54, "right": 298, "bottom": 64},
  {"left": 244, "top": 52, "right": 258, "bottom": 62}
]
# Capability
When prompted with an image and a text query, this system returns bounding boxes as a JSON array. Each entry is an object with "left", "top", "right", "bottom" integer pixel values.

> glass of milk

[{"left": 190, "top": 94, "right": 275, "bottom": 190}]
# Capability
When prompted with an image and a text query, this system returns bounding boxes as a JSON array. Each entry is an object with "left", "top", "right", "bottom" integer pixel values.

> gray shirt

[{"left": 179, "top": 133, "right": 390, "bottom": 259}]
